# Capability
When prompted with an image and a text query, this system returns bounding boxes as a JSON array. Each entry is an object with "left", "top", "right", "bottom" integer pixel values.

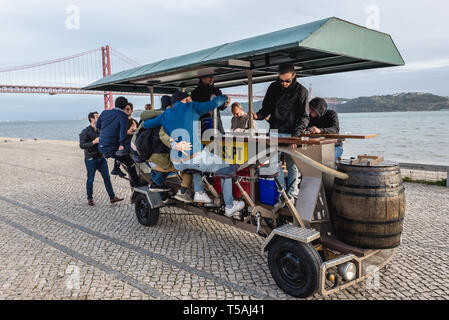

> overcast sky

[{"left": 1, "top": 0, "right": 449, "bottom": 121}]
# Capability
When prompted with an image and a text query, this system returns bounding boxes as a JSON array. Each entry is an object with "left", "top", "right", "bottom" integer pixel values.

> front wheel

[
  {"left": 268, "top": 238, "right": 322, "bottom": 298},
  {"left": 135, "top": 194, "right": 159, "bottom": 226}
]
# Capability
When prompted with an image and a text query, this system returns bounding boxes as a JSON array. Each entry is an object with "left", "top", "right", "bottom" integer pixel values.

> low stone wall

[{"left": 400, "top": 169, "right": 447, "bottom": 182}]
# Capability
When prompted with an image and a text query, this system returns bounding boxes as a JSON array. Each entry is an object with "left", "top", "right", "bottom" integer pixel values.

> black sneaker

[
  {"left": 111, "top": 168, "right": 127, "bottom": 178},
  {"left": 149, "top": 182, "right": 171, "bottom": 192}
]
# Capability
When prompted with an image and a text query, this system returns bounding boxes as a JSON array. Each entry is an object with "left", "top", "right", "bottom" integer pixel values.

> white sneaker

[
  {"left": 194, "top": 191, "right": 213, "bottom": 204},
  {"left": 225, "top": 200, "right": 245, "bottom": 218}
]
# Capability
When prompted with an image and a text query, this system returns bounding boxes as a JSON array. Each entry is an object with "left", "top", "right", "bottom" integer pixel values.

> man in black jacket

[
  {"left": 191, "top": 76, "right": 227, "bottom": 134},
  {"left": 253, "top": 64, "right": 310, "bottom": 199},
  {"left": 308, "top": 97, "right": 343, "bottom": 162},
  {"left": 79, "top": 112, "right": 124, "bottom": 206}
]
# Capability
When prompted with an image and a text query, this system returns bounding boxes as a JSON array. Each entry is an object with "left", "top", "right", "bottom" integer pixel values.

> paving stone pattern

[{"left": 0, "top": 138, "right": 448, "bottom": 300}]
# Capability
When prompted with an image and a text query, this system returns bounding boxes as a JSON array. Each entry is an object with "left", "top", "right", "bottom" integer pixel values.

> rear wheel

[
  {"left": 268, "top": 238, "right": 322, "bottom": 298},
  {"left": 135, "top": 194, "right": 159, "bottom": 226}
]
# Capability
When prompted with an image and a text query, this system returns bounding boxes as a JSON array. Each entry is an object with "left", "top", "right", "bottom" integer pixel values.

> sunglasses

[{"left": 278, "top": 78, "right": 293, "bottom": 84}]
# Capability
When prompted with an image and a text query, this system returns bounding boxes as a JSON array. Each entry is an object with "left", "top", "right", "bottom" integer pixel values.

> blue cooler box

[{"left": 258, "top": 178, "right": 280, "bottom": 206}]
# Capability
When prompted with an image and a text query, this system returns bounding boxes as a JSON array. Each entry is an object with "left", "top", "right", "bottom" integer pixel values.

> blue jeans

[
  {"left": 84, "top": 157, "right": 115, "bottom": 200},
  {"left": 173, "top": 148, "right": 233, "bottom": 206},
  {"left": 271, "top": 132, "right": 299, "bottom": 197},
  {"left": 150, "top": 170, "right": 169, "bottom": 186},
  {"left": 150, "top": 169, "right": 169, "bottom": 198},
  {"left": 335, "top": 145, "right": 343, "bottom": 163}
]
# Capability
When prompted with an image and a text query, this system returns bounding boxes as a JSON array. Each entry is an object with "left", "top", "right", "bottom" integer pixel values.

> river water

[{"left": 0, "top": 110, "right": 448, "bottom": 166}]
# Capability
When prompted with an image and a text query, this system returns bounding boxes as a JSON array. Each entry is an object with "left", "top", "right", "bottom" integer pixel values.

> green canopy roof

[{"left": 84, "top": 17, "right": 404, "bottom": 94}]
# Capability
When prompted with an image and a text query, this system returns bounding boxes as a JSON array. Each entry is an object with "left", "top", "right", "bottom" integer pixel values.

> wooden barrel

[{"left": 332, "top": 159, "right": 406, "bottom": 249}]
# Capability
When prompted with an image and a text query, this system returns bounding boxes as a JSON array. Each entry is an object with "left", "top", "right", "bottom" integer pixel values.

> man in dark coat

[
  {"left": 191, "top": 76, "right": 227, "bottom": 134},
  {"left": 96, "top": 96, "right": 141, "bottom": 187},
  {"left": 308, "top": 97, "right": 343, "bottom": 162},
  {"left": 111, "top": 102, "right": 138, "bottom": 177},
  {"left": 79, "top": 112, "right": 124, "bottom": 206},
  {"left": 253, "top": 64, "right": 310, "bottom": 199}
]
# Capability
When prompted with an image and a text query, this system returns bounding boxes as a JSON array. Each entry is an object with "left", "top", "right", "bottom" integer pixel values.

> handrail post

[
  {"left": 246, "top": 69, "right": 256, "bottom": 201},
  {"left": 149, "top": 86, "right": 154, "bottom": 110},
  {"left": 246, "top": 70, "right": 255, "bottom": 135}
]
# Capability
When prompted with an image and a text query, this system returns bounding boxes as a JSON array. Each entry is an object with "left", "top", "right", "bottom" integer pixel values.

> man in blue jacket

[
  {"left": 96, "top": 96, "right": 140, "bottom": 187},
  {"left": 143, "top": 91, "right": 245, "bottom": 218}
]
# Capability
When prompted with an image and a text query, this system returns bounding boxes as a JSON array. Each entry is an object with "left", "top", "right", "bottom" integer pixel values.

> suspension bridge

[{"left": 0, "top": 46, "right": 265, "bottom": 110}]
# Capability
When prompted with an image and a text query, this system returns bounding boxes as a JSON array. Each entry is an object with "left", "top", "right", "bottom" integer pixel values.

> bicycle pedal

[
  {"left": 203, "top": 203, "right": 219, "bottom": 208},
  {"left": 194, "top": 201, "right": 211, "bottom": 206}
]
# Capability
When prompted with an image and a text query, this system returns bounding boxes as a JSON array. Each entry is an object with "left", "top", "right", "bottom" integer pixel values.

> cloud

[{"left": 400, "top": 58, "right": 449, "bottom": 72}]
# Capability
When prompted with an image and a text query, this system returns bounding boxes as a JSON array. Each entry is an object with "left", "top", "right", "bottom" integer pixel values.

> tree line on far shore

[{"left": 235, "top": 92, "right": 449, "bottom": 114}]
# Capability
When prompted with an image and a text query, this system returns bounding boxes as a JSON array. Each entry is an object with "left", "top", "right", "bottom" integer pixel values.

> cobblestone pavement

[{"left": 0, "top": 138, "right": 448, "bottom": 300}]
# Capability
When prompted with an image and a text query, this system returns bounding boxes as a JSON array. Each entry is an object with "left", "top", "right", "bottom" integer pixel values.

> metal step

[{"left": 261, "top": 224, "right": 321, "bottom": 254}]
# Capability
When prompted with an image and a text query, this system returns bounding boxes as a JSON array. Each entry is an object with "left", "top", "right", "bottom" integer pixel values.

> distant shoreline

[
  {"left": 335, "top": 108, "right": 449, "bottom": 114},
  {"left": 1, "top": 108, "right": 449, "bottom": 123}
]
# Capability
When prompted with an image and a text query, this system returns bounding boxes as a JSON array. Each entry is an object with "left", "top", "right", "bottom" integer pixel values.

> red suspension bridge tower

[{"left": 101, "top": 45, "right": 113, "bottom": 110}]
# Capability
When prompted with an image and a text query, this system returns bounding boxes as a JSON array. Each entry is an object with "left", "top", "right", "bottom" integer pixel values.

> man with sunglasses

[{"left": 252, "top": 64, "right": 309, "bottom": 201}]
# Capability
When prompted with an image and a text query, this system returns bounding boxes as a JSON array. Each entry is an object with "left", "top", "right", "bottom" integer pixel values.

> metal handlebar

[{"left": 278, "top": 147, "right": 349, "bottom": 180}]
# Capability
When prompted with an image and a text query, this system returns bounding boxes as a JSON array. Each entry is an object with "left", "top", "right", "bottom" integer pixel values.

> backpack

[{"left": 135, "top": 126, "right": 169, "bottom": 162}]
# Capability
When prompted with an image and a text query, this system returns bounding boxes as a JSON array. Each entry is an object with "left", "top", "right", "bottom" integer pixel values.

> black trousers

[{"left": 99, "top": 146, "right": 140, "bottom": 186}]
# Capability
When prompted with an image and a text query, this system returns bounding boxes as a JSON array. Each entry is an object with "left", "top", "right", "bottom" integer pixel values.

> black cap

[{"left": 171, "top": 92, "right": 189, "bottom": 105}]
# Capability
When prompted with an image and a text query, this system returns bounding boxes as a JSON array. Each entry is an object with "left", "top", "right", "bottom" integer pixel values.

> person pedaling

[
  {"left": 131, "top": 109, "right": 194, "bottom": 203},
  {"left": 142, "top": 91, "right": 246, "bottom": 218}
]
